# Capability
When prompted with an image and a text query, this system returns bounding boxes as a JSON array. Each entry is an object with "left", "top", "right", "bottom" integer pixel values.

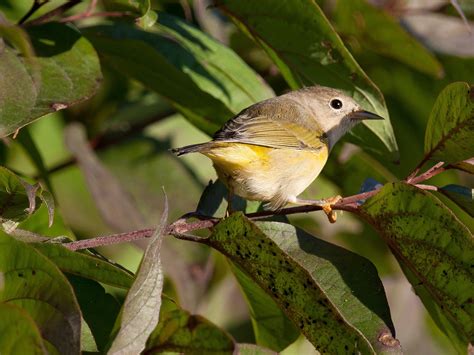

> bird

[{"left": 171, "top": 85, "right": 383, "bottom": 216}]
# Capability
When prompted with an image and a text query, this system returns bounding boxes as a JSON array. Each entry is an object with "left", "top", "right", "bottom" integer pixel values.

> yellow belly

[{"left": 202, "top": 142, "right": 329, "bottom": 209}]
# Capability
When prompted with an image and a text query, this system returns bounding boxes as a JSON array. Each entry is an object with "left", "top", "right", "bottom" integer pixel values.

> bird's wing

[{"left": 213, "top": 99, "right": 327, "bottom": 150}]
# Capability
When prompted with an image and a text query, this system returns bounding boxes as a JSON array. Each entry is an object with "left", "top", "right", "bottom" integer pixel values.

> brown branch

[
  {"left": 64, "top": 228, "right": 155, "bottom": 251},
  {"left": 59, "top": 161, "right": 450, "bottom": 251}
]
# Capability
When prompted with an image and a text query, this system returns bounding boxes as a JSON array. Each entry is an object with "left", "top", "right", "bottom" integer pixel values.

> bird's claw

[{"left": 321, "top": 195, "right": 342, "bottom": 224}]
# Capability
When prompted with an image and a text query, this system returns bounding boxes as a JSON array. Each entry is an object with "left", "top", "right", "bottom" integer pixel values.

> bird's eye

[{"left": 330, "top": 99, "right": 343, "bottom": 110}]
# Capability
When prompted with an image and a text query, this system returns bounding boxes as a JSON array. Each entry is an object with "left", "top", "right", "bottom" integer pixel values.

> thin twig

[
  {"left": 64, "top": 228, "right": 155, "bottom": 251},
  {"left": 58, "top": 161, "right": 450, "bottom": 251}
]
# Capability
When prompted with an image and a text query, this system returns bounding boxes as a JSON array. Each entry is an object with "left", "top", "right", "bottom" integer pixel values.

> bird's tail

[{"left": 170, "top": 142, "right": 212, "bottom": 156}]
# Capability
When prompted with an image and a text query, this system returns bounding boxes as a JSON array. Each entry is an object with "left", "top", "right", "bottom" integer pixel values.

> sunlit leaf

[
  {"left": 0, "top": 303, "right": 47, "bottom": 354},
  {"left": 205, "top": 214, "right": 400, "bottom": 354},
  {"left": 361, "top": 182, "right": 474, "bottom": 351},
  {"left": 0, "top": 232, "right": 81, "bottom": 353},
  {"left": 85, "top": 13, "right": 273, "bottom": 136},
  {"left": 108, "top": 198, "right": 168, "bottom": 354},
  {"left": 214, "top": 0, "right": 399, "bottom": 160},
  {"left": 0, "top": 23, "right": 102, "bottom": 137},
  {"left": 424, "top": 82, "right": 474, "bottom": 164}
]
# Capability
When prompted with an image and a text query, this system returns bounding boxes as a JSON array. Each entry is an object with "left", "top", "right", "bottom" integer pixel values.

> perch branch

[{"left": 61, "top": 160, "right": 449, "bottom": 251}]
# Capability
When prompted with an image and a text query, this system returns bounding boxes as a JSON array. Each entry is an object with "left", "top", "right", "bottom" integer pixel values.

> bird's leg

[
  {"left": 226, "top": 188, "right": 234, "bottom": 217},
  {"left": 292, "top": 195, "right": 342, "bottom": 223}
]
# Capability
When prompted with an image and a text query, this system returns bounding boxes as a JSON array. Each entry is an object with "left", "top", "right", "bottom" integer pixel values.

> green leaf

[
  {"left": 145, "top": 298, "right": 235, "bottom": 353},
  {"left": 108, "top": 199, "right": 168, "bottom": 354},
  {"left": 231, "top": 263, "right": 299, "bottom": 352},
  {"left": 0, "top": 167, "right": 52, "bottom": 225},
  {"left": 32, "top": 243, "right": 134, "bottom": 289},
  {"left": 0, "top": 232, "right": 81, "bottom": 353},
  {"left": 333, "top": 0, "right": 443, "bottom": 77},
  {"left": 206, "top": 214, "right": 400, "bottom": 354},
  {"left": 0, "top": 303, "right": 47, "bottom": 354},
  {"left": 84, "top": 13, "right": 273, "bottom": 135},
  {"left": 451, "top": 158, "right": 474, "bottom": 174},
  {"left": 67, "top": 274, "right": 121, "bottom": 352},
  {"left": 360, "top": 182, "right": 474, "bottom": 350},
  {"left": 424, "top": 82, "right": 474, "bottom": 164},
  {"left": 440, "top": 184, "right": 474, "bottom": 217},
  {"left": 215, "top": 0, "right": 399, "bottom": 160},
  {"left": 0, "top": 23, "right": 102, "bottom": 137}
]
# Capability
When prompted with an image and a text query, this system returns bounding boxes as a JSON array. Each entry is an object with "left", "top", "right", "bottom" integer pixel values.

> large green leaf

[
  {"left": 205, "top": 214, "right": 400, "bottom": 354},
  {"left": 215, "top": 0, "right": 398, "bottom": 160},
  {"left": 360, "top": 182, "right": 474, "bottom": 350},
  {"left": 333, "top": 0, "right": 443, "bottom": 77},
  {"left": 85, "top": 14, "right": 272, "bottom": 136},
  {"left": 0, "top": 167, "right": 53, "bottom": 226},
  {"left": 231, "top": 263, "right": 299, "bottom": 352},
  {"left": 108, "top": 200, "right": 167, "bottom": 354},
  {"left": 424, "top": 82, "right": 474, "bottom": 164},
  {"left": 0, "top": 232, "right": 81, "bottom": 353},
  {"left": 0, "top": 23, "right": 102, "bottom": 137},
  {"left": 145, "top": 298, "right": 235, "bottom": 353},
  {"left": 32, "top": 243, "right": 134, "bottom": 289},
  {"left": 0, "top": 303, "right": 47, "bottom": 354}
]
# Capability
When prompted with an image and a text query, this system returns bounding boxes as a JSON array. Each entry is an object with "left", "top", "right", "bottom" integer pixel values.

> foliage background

[{"left": 0, "top": 0, "right": 473, "bottom": 354}]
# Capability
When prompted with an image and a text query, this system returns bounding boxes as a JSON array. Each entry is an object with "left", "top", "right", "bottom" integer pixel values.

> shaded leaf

[
  {"left": 424, "top": 82, "right": 474, "bottom": 164},
  {"left": 333, "top": 0, "right": 443, "bottom": 77},
  {"left": 0, "top": 232, "right": 81, "bottom": 353},
  {"left": 206, "top": 214, "right": 400, "bottom": 354},
  {"left": 440, "top": 184, "right": 474, "bottom": 217},
  {"left": 67, "top": 274, "right": 121, "bottom": 352},
  {"left": 0, "top": 303, "right": 47, "bottom": 354},
  {"left": 215, "top": 0, "right": 399, "bottom": 160},
  {"left": 32, "top": 243, "right": 134, "bottom": 289},
  {"left": 145, "top": 298, "right": 235, "bottom": 353},
  {"left": 0, "top": 167, "right": 52, "bottom": 225},
  {"left": 231, "top": 263, "right": 299, "bottom": 352},
  {"left": 0, "top": 23, "right": 102, "bottom": 137},
  {"left": 108, "top": 198, "right": 168, "bottom": 354},
  {"left": 360, "top": 182, "right": 474, "bottom": 350}
]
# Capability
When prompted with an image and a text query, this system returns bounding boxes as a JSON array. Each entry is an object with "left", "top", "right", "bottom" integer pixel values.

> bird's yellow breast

[{"left": 201, "top": 142, "right": 329, "bottom": 209}]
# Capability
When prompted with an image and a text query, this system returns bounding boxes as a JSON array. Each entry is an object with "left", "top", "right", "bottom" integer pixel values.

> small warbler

[{"left": 172, "top": 85, "right": 383, "bottom": 212}]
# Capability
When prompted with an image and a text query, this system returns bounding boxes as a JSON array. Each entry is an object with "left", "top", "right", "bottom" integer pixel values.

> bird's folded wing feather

[{"left": 213, "top": 102, "right": 326, "bottom": 150}]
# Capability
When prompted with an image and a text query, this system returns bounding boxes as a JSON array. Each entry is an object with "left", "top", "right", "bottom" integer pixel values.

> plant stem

[{"left": 58, "top": 160, "right": 451, "bottom": 251}]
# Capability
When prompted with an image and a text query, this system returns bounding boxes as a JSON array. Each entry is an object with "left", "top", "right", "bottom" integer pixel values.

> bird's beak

[{"left": 349, "top": 110, "right": 384, "bottom": 121}]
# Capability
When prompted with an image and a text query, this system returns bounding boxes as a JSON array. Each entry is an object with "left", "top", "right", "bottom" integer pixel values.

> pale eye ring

[{"left": 330, "top": 99, "right": 343, "bottom": 110}]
